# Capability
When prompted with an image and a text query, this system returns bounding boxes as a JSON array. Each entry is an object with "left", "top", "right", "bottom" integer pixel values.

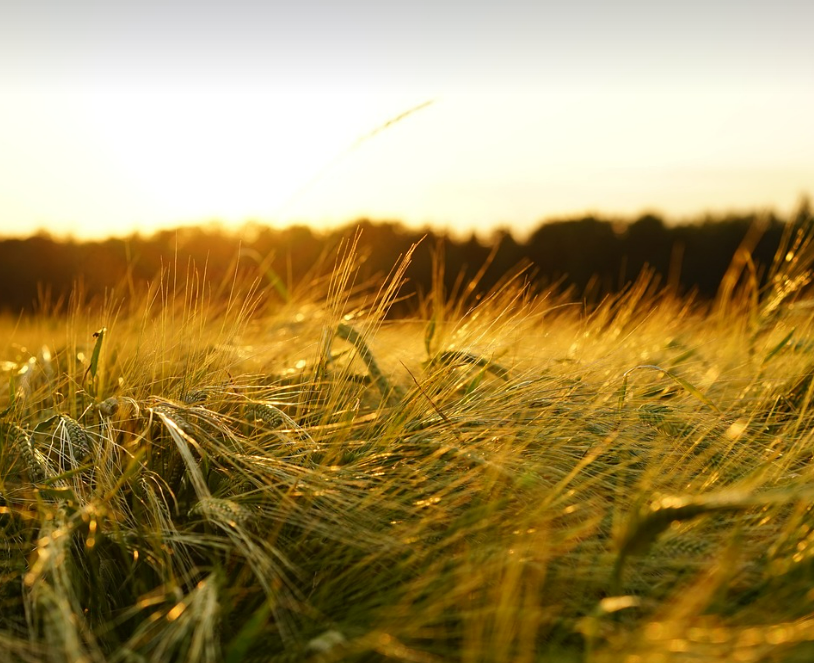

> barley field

[{"left": 2, "top": 226, "right": 814, "bottom": 663}]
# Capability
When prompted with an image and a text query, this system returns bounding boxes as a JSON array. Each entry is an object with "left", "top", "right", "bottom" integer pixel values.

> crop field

[{"left": 2, "top": 226, "right": 814, "bottom": 663}]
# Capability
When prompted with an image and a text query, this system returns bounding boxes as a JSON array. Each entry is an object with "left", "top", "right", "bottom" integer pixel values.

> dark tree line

[{"left": 0, "top": 200, "right": 811, "bottom": 315}]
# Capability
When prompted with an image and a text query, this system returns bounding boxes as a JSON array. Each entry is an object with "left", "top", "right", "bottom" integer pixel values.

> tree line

[{"left": 1, "top": 200, "right": 811, "bottom": 315}]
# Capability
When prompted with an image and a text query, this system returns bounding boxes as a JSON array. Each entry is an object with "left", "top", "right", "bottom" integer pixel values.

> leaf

[
  {"left": 103, "top": 448, "right": 148, "bottom": 501},
  {"left": 263, "top": 265, "right": 290, "bottom": 303},
  {"left": 89, "top": 327, "right": 107, "bottom": 380},
  {"left": 36, "top": 485, "right": 79, "bottom": 504},
  {"left": 42, "top": 464, "right": 93, "bottom": 484},
  {"left": 619, "top": 364, "right": 720, "bottom": 413},
  {"left": 223, "top": 600, "right": 272, "bottom": 663},
  {"left": 613, "top": 490, "right": 760, "bottom": 591},
  {"left": 435, "top": 350, "right": 510, "bottom": 380},
  {"left": 763, "top": 328, "right": 795, "bottom": 364},
  {"left": 424, "top": 312, "right": 437, "bottom": 358},
  {"left": 33, "top": 414, "right": 59, "bottom": 434}
]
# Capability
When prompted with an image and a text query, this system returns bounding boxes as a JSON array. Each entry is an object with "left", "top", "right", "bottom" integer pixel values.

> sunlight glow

[
  {"left": 0, "top": 92, "right": 424, "bottom": 237},
  {"left": 281, "top": 92, "right": 814, "bottom": 235},
  {"left": 1, "top": 91, "right": 812, "bottom": 239}
]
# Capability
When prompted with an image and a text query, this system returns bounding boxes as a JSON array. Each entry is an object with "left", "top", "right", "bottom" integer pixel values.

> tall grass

[{"left": 2, "top": 223, "right": 814, "bottom": 662}]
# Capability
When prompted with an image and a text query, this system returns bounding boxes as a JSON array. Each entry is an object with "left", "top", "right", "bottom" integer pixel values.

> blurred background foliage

[{"left": 2, "top": 197, "right": 810, "bottom": 314}]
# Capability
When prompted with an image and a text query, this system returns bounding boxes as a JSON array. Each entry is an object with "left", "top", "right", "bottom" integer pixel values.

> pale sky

[{"left": 1, "top": 1, "right": 812, "bottom": 240}]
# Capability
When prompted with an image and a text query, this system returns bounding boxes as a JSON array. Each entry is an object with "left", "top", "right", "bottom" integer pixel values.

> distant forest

[{"left": 1, "top": 200, "right": 811, "bottom": 315}]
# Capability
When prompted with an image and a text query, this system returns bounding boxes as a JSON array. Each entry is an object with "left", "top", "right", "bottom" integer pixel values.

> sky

[{"left": 1, "top": 1, "right": 812, "bottom": 240}]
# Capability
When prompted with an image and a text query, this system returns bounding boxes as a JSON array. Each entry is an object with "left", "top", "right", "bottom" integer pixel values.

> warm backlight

[{"left": 1, "top": 91, "right": 812, "bottom": 239}]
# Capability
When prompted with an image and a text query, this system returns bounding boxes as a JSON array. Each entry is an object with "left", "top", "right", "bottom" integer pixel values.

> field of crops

[{"left": 3, "top": 227, "right": 814, "bottom": 662}]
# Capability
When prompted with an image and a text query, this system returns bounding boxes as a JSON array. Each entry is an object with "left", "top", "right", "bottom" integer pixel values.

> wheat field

[{"left": 2, "top": 226, "right": 814, "bottom": 662}]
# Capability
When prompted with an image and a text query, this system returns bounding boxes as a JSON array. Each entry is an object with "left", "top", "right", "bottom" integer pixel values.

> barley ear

[
  {"left": 97, "top": 397, "right": 120, "bottom": 418},
  {"left": 246, "top": 402, "right": 286, "bottom": 429},
  {"left": 8, "top": 424, "right": 48, "bottom": 483},
  {"left": 59, "top": 415, "right": 91, "bottom": 459},
  {"left": 336, "top": 322, "right": 397, "bottom": 402}
]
